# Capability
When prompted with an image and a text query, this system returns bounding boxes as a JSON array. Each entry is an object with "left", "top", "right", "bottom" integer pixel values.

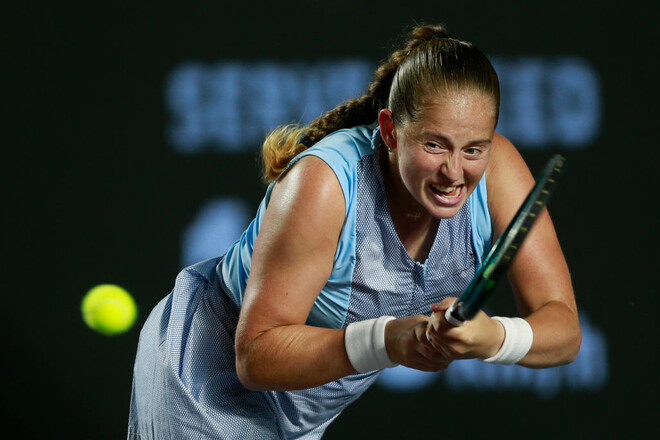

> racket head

[{"left": 446, "top": 154, "right": 566, "bottom": 324}]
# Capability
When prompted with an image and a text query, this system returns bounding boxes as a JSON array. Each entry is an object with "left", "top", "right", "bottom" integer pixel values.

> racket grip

[{"left": 445, "top": 302, "right": 466, "bottom": 326}]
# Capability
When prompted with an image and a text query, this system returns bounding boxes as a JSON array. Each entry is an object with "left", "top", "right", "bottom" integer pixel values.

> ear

[{"left": 378, "top": 109, "right": 397, "bottom": 150}]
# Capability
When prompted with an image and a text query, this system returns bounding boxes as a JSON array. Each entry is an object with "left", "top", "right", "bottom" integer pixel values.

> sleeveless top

[
  {"left": 128, "top": 125, "right": 492, "bottom": 440},
  {"left": 221, "top": 125, "right": 492, "bottom": 326}
]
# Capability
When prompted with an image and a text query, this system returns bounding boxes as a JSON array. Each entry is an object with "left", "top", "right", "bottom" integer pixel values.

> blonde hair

[
  {"left": 260, "top": 125, "right": 309, "bottom": 182},
  {"left": 260, "top": 24, "right": 499, "bottom": 183}
]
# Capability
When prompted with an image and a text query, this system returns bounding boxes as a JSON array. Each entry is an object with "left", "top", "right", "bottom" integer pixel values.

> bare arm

[
  {"left": 235, "top": 155, "right": 454, "bottom": 391},
  {"left": 486, "top": 134, "right": 581, "bottom": 367},
  {"left": 235, "top": 156, "right": 355, "bottom": 391},
  {"left": 426, "top": 134, "right": 581, "bottom": 367}
]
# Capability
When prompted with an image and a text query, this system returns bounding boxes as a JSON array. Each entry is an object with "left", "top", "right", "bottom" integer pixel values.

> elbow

[
  {"left": 553, "top": 322, "right": 582, "bottom": 366},
  {"left": 235, "top": 352, "right": 262, "bottom": 391},
  {"left": 235, "top": 340, "right": 272, "bottom": 391},
  {"left": 554, "top": 302, "right": 583, "bottom": 365},
  {"left": 563, "top": 308, "right": 583, "bottom": 364},
  {"left": 236, "top": 360, "right": 265, "bottom": 391},
  {"left": 564, "top": 326, "right": 582, "bottom": 364}
]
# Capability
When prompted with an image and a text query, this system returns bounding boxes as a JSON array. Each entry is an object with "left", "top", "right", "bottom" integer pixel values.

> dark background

[{"left": 7, "top": 1, "right": 657, "bottom": 438}]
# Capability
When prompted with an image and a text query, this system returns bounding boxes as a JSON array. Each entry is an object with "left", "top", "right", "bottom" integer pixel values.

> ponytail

[{"left": 260, "top": 24, "right": 499, "bottom": 183}]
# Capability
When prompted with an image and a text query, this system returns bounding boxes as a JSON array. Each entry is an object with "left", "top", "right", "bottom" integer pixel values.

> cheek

[
  {"left": 401, "top": 151, "right": 436, "bottom": 177},
  {"left": 465, "top": 162, "right": 487, "bottom": 186},
  {"left": 402, "top": 164, "right": 435, "bottom": 191}
]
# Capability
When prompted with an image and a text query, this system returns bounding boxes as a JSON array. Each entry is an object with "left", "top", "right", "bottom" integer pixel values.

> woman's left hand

[{"left": 425, "top": 297, "right": 505, "bottom": 360}]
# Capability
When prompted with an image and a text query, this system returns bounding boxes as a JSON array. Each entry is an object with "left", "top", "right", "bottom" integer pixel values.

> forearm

[
  {"left": 517, "top": 300, "right": 581, "bottom": 368},
  {"left": 236, "top": 324, "right": 355, "bottom": 391}
]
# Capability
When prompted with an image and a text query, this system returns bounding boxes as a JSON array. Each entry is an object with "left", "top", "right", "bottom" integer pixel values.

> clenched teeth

[
  {"left": 431, "top": 184, "right": 456, "bottom": 193},
  {"left": 430, "top": 184, "right": 462, "bottom": 199}
]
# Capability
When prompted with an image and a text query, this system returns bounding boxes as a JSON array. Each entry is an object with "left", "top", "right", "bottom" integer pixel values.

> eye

[
  {"left": 424, "top": 142, "right": 444, "bottom": 153},
  {"left": 464, "top": 146, "right": 484, "bottom": 157}
]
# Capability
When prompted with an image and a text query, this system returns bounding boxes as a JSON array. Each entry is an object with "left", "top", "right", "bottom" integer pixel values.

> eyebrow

[{"left": 420, "top": 131, "right": 493, "bottom": 148}]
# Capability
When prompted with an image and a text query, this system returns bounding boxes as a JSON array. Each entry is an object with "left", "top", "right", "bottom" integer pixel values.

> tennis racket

[{"left": 444, "top": 154, "right": 567, "bottom": 326}]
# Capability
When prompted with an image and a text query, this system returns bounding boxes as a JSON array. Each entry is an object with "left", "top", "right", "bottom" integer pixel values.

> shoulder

[
  {"left": 270, "top": 155, "right": 347, "bottom": 240},
  {"left": 306, "top": 125, "right": 376, "bottom": 164},
  {"left": 486, "top": 133, "right": 529, "bottom": 178},
  {"left": 281, "top": 125, "right": 377, "bottom": 211},
  {"left": 485, "top": 133, "right": 535, "bottom": 236},
  {"left": 275, "top": 155, "right": 345, "bottom": 208}
]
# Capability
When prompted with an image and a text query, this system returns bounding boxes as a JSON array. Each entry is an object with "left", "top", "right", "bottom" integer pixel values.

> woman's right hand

[{"left": 384, "top": 315, "right": 452, "bottom": 372}]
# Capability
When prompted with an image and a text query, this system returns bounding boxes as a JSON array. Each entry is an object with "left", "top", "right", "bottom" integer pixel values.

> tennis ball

[{"left": 81, "top": 284, "right": 137, "bottom": 336}]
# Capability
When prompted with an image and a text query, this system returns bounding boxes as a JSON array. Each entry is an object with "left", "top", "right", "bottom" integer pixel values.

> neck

[{"left": 378, "top": 147, "right": 439, "bottom": 262}]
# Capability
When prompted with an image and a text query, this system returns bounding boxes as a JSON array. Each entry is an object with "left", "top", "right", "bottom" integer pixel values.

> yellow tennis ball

[{"left": 82, "top": 284, "right": 137, "bottom": 336}]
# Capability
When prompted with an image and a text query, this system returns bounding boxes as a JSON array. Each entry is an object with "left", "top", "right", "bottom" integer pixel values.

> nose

[{"left": 441, "top": 153, "right": 462, "bottom": 181}]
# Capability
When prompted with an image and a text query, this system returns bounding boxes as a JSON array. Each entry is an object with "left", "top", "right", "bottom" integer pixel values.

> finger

[
  {"left": 428, "top": 310, "right": 459, "bottom": 335},
  {"left": 427, "top": 311, "right": 445, "bottom": 333},
  {"left": 414, "top": 321, "right": 432, "bottom": 344},
  {"left": 426, "top": 347, "right": 453, "bottom": 363},
  {"left": 415, "top": 339, "right": 443, "bottom": 359},
  {"left": 418, "top": 329, "right": 455, "bottom": 360},
  {"left": 425, "top": 337, "right": 454, "bottom": 359},
  {"left": 430, "top": 297, "right": 457, "bottom": 313},
  {"left": 415, "top": 325, "right": 452, "bottom": 361}
]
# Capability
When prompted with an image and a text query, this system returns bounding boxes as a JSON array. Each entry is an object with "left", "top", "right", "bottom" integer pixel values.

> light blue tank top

[
  {"left": 220, "top": 125, "right": 492, "bottom": 329},
  {"left": 129, "top": 125, "right": 492, "bottom": 440}
]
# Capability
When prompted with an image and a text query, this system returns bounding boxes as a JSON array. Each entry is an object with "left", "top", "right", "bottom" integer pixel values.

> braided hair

[{"left": 260, "top": 24, "right": 499, "bottom": 182}]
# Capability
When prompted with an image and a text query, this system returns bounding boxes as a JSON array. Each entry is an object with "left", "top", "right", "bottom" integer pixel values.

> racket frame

[{"left": 444, "top": 154, "right": 566, "bottom": 326}]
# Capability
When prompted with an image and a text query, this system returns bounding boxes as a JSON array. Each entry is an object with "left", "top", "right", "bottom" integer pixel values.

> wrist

[
  {"left": 481, "top": 317, "right": 533, "bottom": 365},
  {"left": 484, "top": 317, "right": 506, "bottom": 358},
  {"left": 344, "top": 316, "right": 398, "bottom": 373}
]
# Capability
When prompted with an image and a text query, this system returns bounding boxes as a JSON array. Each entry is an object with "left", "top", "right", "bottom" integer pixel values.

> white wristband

[
  {"left": 482, "top": 317, "right": 533, "bottom": 365},
  {"left": 344, "top": 316, "right": 398, "bottom": 373}
]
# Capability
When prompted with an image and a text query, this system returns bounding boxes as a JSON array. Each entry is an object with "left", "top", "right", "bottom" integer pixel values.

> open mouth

[{"left": 430, "top": 184, "right": 463, "bottom": 200}]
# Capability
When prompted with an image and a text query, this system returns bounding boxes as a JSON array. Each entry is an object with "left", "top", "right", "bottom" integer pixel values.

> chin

[{"left": 430, "top": 203, "right": 466, "bottom": 219}]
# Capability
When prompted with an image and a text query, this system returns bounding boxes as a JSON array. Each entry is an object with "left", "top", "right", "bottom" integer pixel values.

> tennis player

[{"left": 128, "top": 24, "right": 581, "bottom": 439}]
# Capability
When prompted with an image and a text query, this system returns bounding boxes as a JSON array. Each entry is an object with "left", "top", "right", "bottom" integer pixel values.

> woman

[{"left": 129, "top": 24, "right": 581, "bottom": 439}]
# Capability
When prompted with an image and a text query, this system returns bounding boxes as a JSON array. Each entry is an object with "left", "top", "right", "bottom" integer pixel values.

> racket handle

[{"left": 445, "top": 302, "right": 466, "bottom": 326}]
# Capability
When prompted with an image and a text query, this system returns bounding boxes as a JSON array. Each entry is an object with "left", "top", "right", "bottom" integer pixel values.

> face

[{"left": 379, "top": 89, "right": 497, "bottom": 219}]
